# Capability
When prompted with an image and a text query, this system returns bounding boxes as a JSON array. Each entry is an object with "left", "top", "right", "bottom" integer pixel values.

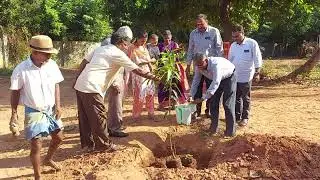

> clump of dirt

[
  {"left": 150, "top": 154, "right": 197, "bottom": 169},
  {"left": 145, "top": 133, "right": 320, "bottom": 179},
  {"left": 208, "top": 134, "right": 320, "bottom": 179}
]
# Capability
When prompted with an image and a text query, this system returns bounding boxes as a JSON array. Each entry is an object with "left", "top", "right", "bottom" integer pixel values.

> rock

[{"left": 249, "top": 170, "right": 261, "bottom": 178}]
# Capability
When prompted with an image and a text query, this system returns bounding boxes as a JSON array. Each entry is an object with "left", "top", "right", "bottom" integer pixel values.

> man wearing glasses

[
  {"left": 228, "top": 24, "right": 263, "bottom": 127},
  {"left": 186, "top": 14, "right": 224, "bottom": 118}
]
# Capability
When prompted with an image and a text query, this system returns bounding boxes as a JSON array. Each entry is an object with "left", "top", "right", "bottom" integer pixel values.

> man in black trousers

[{"left": 190, "top": 52, "right": 236, "bottom": 138}]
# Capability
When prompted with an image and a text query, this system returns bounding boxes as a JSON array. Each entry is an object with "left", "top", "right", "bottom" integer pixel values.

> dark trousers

[
  {"left": 209, "top": 72, "right": 236, "bottom": 136},
  {"left": 236, "top": 81, "right": 252, "bottom": 121},
  {"left": 76, "top": 90, "right": 112, "bottom": 149},
  {"left": 194, "top": 75, "right": 212, "bottom": 115},
  {"left": 107, "top": 81, "right": 124, "bottom": 133}
]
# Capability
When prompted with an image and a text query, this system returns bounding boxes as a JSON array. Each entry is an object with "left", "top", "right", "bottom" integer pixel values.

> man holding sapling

[
  {"left": 74, "top": 26, "right": 159, "bottom": 152},
  {"left": 190, "top": 52, "right": 236, "bottom": 138}
]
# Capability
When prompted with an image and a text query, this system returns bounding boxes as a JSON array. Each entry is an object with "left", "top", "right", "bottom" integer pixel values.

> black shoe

[{"left": 109, "top": 131, "right": 129, "bottom": 137}]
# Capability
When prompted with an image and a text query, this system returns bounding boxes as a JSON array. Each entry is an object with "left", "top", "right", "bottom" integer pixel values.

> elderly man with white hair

[{"left": 74, "top": 26, "right": 158, "bottom": 152}]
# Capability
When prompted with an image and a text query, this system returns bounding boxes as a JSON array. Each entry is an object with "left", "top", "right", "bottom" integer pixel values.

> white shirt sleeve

[
  {"left": 186, "top": 31, "right": 195, "bottom": 65},
  {"left": 51, "top": 60, "right": 64, "bottom": 84},
  {"left": 228, "top": 43, "right": 235, "bottom": 63},
  {"left": 10, "top": 65, "right": 23, "bottom": 90},
  {"left": 190, "top": 67, "right": 202, "bottom": 98},
  {"left": 84, "top": 50, "right": 95, "bottom": 62},
  {"left": 203, "top": 64, "right": 222, "bottom": 100},
  {"left": 214, "top": 28, "right": 224, "bottom": 57},
  {"left": 113, "top": 52, "right": 139, "bottom": 72},
  {"left": 252, "top": 40, "right": 263, "bottom": 68}
]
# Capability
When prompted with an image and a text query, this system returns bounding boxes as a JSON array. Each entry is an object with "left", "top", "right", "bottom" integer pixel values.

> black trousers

[
  {"left": 194, "top": 75, "right": 212, "bottom": 115},
  {"left": 235, "top": 81, "right": 252, "bottom": 121},
  {"left": 209, "top": 72, "right": 236, "bottom": 136}
]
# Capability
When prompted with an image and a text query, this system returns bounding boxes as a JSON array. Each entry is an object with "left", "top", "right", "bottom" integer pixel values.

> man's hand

[
  {"left": 54, "top": 106, "right": 62, "bottom": 120},
  {"left": 191, "top": 98, "right": 203, "bottom": 104},
  {"left": 9, "top": 112, "right": 20, "bottom": 136}
]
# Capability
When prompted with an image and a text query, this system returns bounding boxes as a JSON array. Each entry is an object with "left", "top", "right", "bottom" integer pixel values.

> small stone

[
  {"left": 249, "top": 170, "right": 261, "bottom": 178},
  {"left": 204, "top": 169, "right": 210, "bottom": 173}
]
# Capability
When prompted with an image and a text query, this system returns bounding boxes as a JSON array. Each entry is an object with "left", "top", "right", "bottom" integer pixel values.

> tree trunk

[
  {"left": 282, "top": 47, "right": 320, "bottom": 80},
  {"left": 219, "top": 0, "right": 233, "bottom": 42},
  {"left": 0, "top": 27, "right": 7, "bottom": 68}
]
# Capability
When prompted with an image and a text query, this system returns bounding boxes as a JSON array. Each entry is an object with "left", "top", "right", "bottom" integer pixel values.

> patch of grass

[
  {"left": 261, "top": 59, "right": 320, "bottom": 81},
  {"left": 0, "top": 68, "right": 13, "bottom": 76}
]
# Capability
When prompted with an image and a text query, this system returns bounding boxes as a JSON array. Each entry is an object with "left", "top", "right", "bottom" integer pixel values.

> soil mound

[{"left": 209, "top": 134, "right": 320, "bottom": 179}]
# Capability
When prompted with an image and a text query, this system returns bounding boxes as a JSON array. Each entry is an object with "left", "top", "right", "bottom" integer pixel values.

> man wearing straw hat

[{"left": 9, "top": 35, "right": 64, "bottom": 179}]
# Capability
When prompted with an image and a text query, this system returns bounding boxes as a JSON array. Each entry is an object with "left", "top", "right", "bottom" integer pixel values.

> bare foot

[{"left": 43, "top": 158, "right": 61, "bottom": 171}]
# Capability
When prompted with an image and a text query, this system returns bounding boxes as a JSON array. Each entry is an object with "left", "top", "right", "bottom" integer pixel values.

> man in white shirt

[
  {"left": 74, "top": 27, "right": 158, "bottom": 152},
  {"left": 228, "top": 24, "right": 263, "bottom": 127},
  {"left": 84, "top": 27, "right": 129, "bottom": 139},
  {"left": 186, "top": 14, "right": 224, "bottom": 118},
  {"left": 191, "top": 52, "right": 236, "bottom": 138},
  {"left": 9, "top": 35, "right": 64, "bottom": 180}
]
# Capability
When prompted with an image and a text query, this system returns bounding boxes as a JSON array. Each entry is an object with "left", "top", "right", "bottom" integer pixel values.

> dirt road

[{"left": 0, "top": 69, "right": 319, "bottom": 179}]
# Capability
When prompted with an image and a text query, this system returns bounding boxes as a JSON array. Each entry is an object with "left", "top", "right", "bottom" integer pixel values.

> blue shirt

[
  {"left": 190, "top": 57, "right": 235, "bottom": 100},
  {"left": 228, "top": 37, "right": 262, "bottom": 83},
  {"left": 186, "top": 26, "right": 224, "bottom": 65}
]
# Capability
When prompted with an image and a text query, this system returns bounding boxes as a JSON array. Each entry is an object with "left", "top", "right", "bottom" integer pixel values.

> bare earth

[{"left": 0, "top": 68, "right": 319, "bottom": 180}]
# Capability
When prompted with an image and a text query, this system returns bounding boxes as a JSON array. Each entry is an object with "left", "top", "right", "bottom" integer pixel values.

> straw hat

[{"left": 29, "top": 35, "right": 58, "bottom": 54}]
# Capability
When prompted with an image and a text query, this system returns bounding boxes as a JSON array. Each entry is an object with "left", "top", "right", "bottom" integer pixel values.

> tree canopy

[{"left": 1, "top": 0, "right": 319, "bottom": 54}]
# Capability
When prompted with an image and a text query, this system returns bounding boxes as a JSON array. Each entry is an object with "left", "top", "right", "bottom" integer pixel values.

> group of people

[
  {"left": 188, "top": 14, "right": 263, "bottom": 138},
  {"left": 8, "top": 13, "right": 262, "bottom": 179}
]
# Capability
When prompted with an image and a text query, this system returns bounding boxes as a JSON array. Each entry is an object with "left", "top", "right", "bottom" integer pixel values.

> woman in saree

[
  {"left": 128, "top": 29, "right": 156, "bottom": 119},
  {"left": 157, "top": 30, "right": 189, "bottom": 110}
]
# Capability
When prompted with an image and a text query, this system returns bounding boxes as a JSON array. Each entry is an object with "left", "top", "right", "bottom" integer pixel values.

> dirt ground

[{"left": 0, "top": 66, "right": 320, "bottom": 180}]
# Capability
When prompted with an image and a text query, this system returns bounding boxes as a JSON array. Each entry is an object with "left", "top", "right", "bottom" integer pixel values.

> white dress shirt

[
  {"left": 10, "top": 57, "right": 64, "bottom": 111},
  {"left": 190, "top": 57, "right": 235, "bottom": 100},
  {"left": 186, "top": 26, "right": 224, "bottom": 65},
  {"left": 74, "top": 44, "right": 139, "bottom": 97},
  {"left": 228, "top": 37, "right": 263, "bottom": 83}
]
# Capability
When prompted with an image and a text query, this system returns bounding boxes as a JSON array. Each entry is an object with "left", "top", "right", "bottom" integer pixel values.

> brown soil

[{"left": 0, "top": 67, "right": 320, "bottom": 180}]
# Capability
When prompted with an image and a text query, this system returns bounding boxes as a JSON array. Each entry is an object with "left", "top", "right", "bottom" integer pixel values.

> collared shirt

[
  {"left": 10, "top": 57, "right": 64, "bottom": 111},
  {"left": 74, "top": 44, "right": 139, "bottom": 97},
  {"left": 190, "top": 57, "right": 235, "bottom": 100},
  {"left": 228, "top": 37, "right": 263, "bottom": 83},
  {"left": 186, "top": 26, "right": 224, "bottom": 65}
]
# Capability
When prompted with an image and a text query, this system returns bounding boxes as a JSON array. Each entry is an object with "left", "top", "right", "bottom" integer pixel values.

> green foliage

[
  {"left": 152, "top": 49, "right": 185, "bottom": 111},
  {"left": 0, "top": 68, "right": 13, "bottom": 76}
]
